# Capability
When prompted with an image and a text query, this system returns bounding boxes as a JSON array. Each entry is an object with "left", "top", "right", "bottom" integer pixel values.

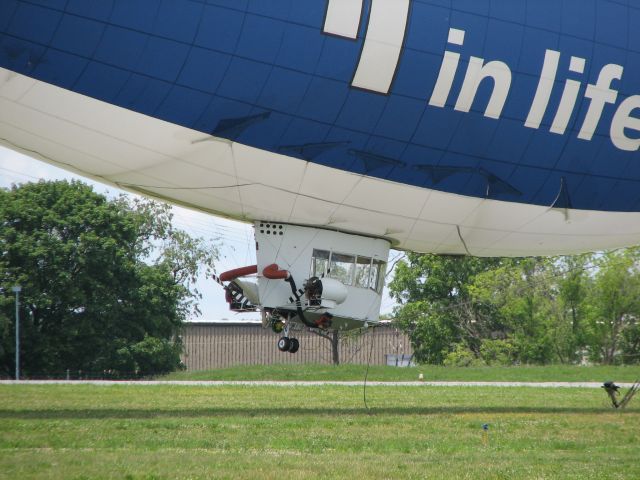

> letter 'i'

[{"left": 429, "top": 28, "right": 465, "bottom": 108}]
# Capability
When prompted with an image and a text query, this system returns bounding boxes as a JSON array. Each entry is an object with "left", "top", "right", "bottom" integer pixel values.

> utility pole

[{"left": 12, "top": 286, "right": 21, "bottom": 380}]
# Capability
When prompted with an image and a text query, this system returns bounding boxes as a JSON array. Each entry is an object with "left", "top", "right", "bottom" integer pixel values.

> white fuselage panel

[{"left": 254, "top": 223, "right": 390, "bottom": 325}]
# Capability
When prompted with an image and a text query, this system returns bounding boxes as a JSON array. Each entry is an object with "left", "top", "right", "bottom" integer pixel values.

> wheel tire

[
  {"left": 288, "top": 338, "right": 299, "bottom": 354},
  {"left": 277, "top": 337, "right": 291, "bottom": 352}
]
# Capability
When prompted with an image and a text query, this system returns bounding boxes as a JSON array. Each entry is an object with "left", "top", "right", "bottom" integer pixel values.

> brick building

[{"left": 181, "top": 321, "right": 413, "bottom": 370}]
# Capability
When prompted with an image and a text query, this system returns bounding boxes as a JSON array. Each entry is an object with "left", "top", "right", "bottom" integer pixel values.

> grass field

[
  {"left": 162, "top": 363, "right": 640, "bottom": 383},
  {"left": 1, "top": 368, "right": 639, "bottom": 479}
]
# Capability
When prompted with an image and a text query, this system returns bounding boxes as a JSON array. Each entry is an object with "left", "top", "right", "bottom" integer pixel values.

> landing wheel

[
  {"left": 288, "top": 338, "right": 299, "bottom": 354},
  {"left": 277, "top": 337, "right": 291, "bottom": 352}
]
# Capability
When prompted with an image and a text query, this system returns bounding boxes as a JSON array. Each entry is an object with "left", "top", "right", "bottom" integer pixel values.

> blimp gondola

[{"left": 2, "top": 0, "right": 640, "bottom": 349}]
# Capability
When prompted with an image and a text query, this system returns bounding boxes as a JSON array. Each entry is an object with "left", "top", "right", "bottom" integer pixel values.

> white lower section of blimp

[{"left": 2, "top": 67, "right": 640, "bottom": 257}]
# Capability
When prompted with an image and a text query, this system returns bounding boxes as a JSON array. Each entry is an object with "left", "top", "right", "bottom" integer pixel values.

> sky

[{"left": 0, "top": 145, "right": 399, "bottom": 321}]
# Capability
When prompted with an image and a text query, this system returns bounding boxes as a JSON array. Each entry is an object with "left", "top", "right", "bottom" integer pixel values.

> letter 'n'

[{"left": 454, "top": 57, "right": 512, "bottom": 119}]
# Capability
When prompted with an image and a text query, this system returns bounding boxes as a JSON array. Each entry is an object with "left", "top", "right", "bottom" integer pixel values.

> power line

[{"left": 0, "top": 166, "right": 43, "bottom": 182}]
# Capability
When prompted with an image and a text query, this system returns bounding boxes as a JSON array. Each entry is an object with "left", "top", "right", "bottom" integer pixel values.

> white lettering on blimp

[
  {"left": 322, "top": 3, "right": 640, "bottom": 152},
  {"left": 578, "top": 64, "right": 624, "bottom": 140},
  {"left": 430, "top": 31, "right": 632, "bottom": 149},
  {"left": 323, "top": 0, "right": 362, "bottom": 39},
  {"left": 550, "top": 56, "right": 585, "bottom": 135},
  {"left": 428, "top": 28, "right": 464, "bottom": 109},
  {"left": 324, "top": 0, "right": 409, "bottom": 94},
  {"left": 428, "top": 28, "right": 512, "bottom": 120},
  {"left": 611, "top": 95, "right": 640, "bottom": 151},
  {"left": 525, "top": 49, "right": 561, "bottom": 130}
]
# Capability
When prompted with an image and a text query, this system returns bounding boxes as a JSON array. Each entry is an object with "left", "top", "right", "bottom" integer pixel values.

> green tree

[
  {"left": 395, "top": 302, "right": 456, "bottom": 364},
  {"left": 390, "top": 254, "right": 503, "bottom": 364},
  {"left": 471, "top": 258, "right": 556, "bottom": 364},
  {"left": 549, "top": 254, "right": 592, "bottom": 363},
  {"left": 620, "top": 322, "right": 640, "bottom": 364},
  {"left": 0, "top": 180, "right": 217, "bottom": 377},
  {"left": 585, "top": 249, "right": 640, "bottom": 364},
  {"left": 390, "top": 246, "right": 640, "bottom": 366},
  {"left": 392, "top": 254, "right": 595, "bottom": 366}
]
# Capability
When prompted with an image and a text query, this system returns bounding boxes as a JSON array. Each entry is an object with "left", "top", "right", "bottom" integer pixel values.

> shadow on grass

[{"left": 0, "top": 405, "right": 631, "bottom": 419}]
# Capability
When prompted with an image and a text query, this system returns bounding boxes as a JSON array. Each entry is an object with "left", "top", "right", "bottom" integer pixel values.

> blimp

[{"left": 2, "top": 0, "right": 640, "bottom": 351}]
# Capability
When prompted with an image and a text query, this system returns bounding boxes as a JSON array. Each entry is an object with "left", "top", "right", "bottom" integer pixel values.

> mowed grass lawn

[
  {"left": 1, "top": 375, "right": 639, "bottom": 479},
  {"left": 162, "top": 363, "right": 640, "bottom": 383}
]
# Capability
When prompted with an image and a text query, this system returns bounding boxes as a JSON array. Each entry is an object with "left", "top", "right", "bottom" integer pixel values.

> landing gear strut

[
  {"left": 277, "top": 336, "right": 299, "bottom": 353},
  {"left": 276, "top": 318, "right": 299, "bottom": 354}
]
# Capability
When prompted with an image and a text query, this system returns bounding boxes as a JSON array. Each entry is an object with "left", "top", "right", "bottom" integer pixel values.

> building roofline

[{"left": 184, "top": 321, "right": 262, "bottom": 327}]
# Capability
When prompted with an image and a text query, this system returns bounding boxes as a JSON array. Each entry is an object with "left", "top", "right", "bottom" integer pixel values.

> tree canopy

[
  {"left": 389, "top": 249, "right": 640, "bottom": 366},
  {"left": 0, "top": 180, "right": 218, "bottom": 377}
]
